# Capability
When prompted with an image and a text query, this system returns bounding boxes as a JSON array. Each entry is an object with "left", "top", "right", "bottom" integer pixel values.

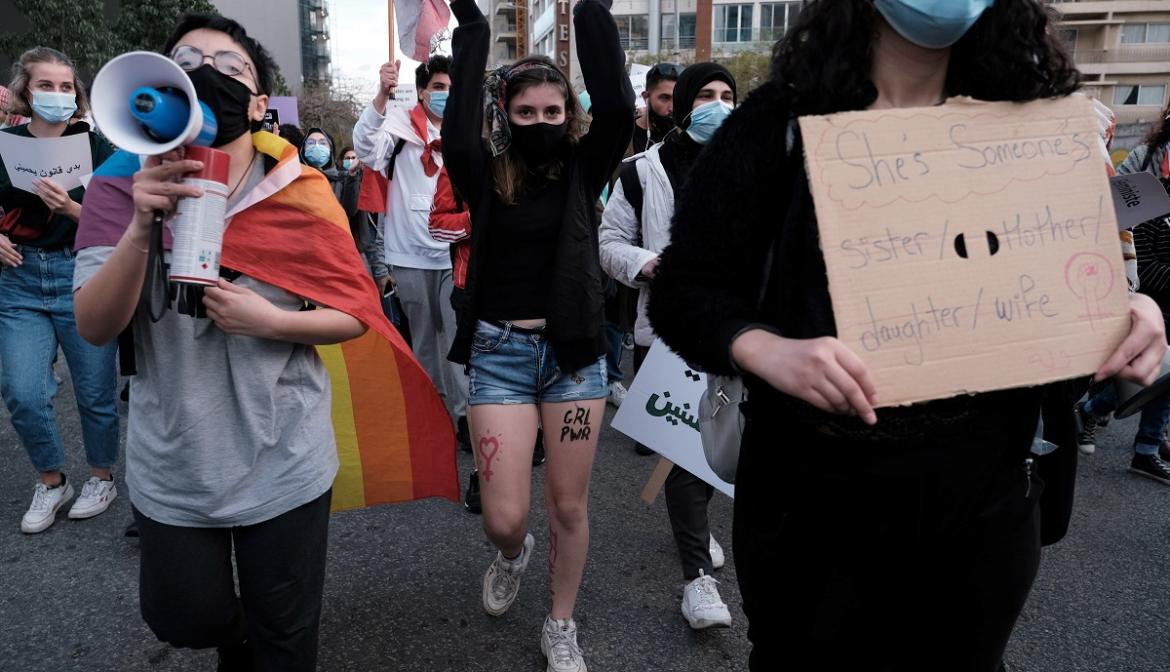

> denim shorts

[{"left": 467, "top": 320, "right": 608, "bottom": 405}]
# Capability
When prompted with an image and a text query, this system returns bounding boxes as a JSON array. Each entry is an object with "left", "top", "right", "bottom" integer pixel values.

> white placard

[
  {"left": 1109, "top": 171, "right": 1170, "bottom": 230},
  {"left": 611, "top": 340, "right": 734, "bottom": 497},
  {"left": 629, "top": 63, "right": 650, "bottom": 109},
  {"left": 390, "top": 83, "right": 418, "bottom": 110},
  {"left": 0, "top": 132, "right": 92, "bottom": 193}
]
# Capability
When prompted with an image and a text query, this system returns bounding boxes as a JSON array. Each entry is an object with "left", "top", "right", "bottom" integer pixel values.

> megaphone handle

[{"left": 139, "top": 210, "right": 168, "bottom": 323}]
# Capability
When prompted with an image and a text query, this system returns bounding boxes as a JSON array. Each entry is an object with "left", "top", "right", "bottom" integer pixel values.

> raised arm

[
  {"left": 443, "top": 0, "right": 492, "bottom": 207},
  {"left": 573, "top": 0, "right": 635, "bottom": 197},
  {"left": 354, "top": 61, "right": 406, "bottom": 172}
]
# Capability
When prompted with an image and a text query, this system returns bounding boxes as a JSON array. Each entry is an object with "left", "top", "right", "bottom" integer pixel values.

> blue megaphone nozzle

[{"left": 128, "top": 86, "right": 218, "bottom": 147}]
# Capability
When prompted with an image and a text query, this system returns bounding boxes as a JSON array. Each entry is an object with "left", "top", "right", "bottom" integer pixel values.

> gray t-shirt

[{"left": 74, "top": 160, "right": 338, "bottom": 527}]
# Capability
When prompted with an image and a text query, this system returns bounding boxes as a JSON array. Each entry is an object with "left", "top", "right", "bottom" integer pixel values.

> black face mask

[
  {"left": 187, "top": 64, "right": 256, "bottom": 147},
  {"left": 648, "top": 109, "right": 675, "bottom": 137},
  {"left": 509, "top": 121, "right": 567, "bottom": 166}
]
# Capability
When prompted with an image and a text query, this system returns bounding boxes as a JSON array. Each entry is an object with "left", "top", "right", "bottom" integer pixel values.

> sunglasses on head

[{"left": 648, "top": 63, "right": 681, "bottom": 81}]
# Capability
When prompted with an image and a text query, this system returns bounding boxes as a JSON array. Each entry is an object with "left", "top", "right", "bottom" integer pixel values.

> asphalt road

[{"left": 0, "top": 369, "right": 1167, "bottom": 671}]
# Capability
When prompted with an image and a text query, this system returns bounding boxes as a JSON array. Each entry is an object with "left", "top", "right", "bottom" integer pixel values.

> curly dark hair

[
  {"left": 771, "top": 0, "right": 1081, "bottom": 116},
  {"left": 416, "top": 55, "right": 452, "bottom": 90},
  {"left": 1142, "top": 101, "right": 1170, "bottom": 150}
]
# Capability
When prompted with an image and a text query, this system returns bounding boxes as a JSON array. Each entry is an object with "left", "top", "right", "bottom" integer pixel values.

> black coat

[
  {"left": 442, "top": 0, "right": 634, "bottom": 372},
  {"left": 650, "top": 81, "right": 1084, "bottom": 545}
]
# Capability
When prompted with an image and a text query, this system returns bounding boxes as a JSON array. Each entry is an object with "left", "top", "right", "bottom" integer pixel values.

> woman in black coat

[{"left": 649, "top": 2, "right": 1166, "bottom": 670}]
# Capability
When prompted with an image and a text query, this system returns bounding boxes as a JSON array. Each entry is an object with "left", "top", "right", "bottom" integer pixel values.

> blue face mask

[
  {"left": 685, "top": 100, "right": 733, "bottom": 144},
  {"left": 426, "top": 90, "right": 448, "bottom": 119},
  {"left": 31, "top": 91, "right": 77, "bottom": 124},
  {"left": 875, "top": 0, "right": 996, "bottom": 50},
  {"left": 305, "top": 143, "right": 330, "bottom": 167},
  {"left": 342, "top": 158, "right": 355, "bottom": 171}
]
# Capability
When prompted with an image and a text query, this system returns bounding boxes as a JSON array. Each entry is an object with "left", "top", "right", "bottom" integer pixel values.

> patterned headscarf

[{"left": 482, "top": 61, "right": 565, "bottom": 157}]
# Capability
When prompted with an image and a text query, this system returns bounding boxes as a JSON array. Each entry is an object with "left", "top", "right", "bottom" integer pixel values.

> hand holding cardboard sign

[
  {"left": 1096, "top": 293, "right": 1167, "bottom": 386},
  {"left": 731, "top": 329, "right": 878, "bottom": 425}
]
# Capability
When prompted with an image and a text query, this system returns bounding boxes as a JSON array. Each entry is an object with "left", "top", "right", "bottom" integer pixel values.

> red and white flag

[{"left": 397, "top": 0, "right": 451, "bottom": 62}]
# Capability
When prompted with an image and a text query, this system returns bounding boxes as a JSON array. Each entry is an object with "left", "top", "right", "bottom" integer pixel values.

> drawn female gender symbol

[
  {"left": 1064, "top": 252, "right": 1115, "bottom": 329},
  {"left": 477, "top": 435, "right": 501, "bottom": 482}
]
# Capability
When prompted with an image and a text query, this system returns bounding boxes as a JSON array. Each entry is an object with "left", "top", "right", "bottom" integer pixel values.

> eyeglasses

[{"left": 171, "top": 45, "right": 255, "bottom": 81}]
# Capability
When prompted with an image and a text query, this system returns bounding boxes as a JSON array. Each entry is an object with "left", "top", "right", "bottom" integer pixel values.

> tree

[
  {"left": 297, "top": 77, "right": 365, "bottom": 153},
  {"left": 112, "top": 0, "right": 219, "bottom": 55},
  {"left": 628, "top": 47, "right": 773, "bottom": 99},
  {"left": 0, "top": 0, "right": 113, "bottom": 77},
  {"left": 0, "top": 0, "right": 289, "bottom": 87}
]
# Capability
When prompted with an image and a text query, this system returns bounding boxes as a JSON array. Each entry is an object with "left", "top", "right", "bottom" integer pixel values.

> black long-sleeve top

[
  {"left": 1134, "top": 217, "right": 1170, "bottom": 312},
  {"left": 442, "top": 0, "right": 634, "bottom": 371}
]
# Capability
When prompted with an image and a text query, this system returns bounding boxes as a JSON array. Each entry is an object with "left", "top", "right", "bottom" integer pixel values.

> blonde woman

[{"left": 0, "top": 47, "right": 118, "bottom": 534}]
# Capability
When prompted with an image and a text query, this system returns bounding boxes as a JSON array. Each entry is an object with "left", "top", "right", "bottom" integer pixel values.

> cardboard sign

[
  {"left": 799, "top": 96, "right": 1129, "bottom": 407},
  {"left": 0, "top": 132, "right": 92, "bottom": 193},
  {"left": 1109, "top": 171, "right": 1170, "bottom": 230},
  {"left": 611, "top": 340, "right": 734, "bottom": 497}
]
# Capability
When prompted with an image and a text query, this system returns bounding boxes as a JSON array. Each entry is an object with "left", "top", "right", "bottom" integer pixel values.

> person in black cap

[{"left": 599, "top": 62, "right": 737, "bottom": 631}]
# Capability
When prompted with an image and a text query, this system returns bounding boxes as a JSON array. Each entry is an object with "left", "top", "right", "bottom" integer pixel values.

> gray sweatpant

[{"left": 391, "top": 265, "right": 468, "bottom": 424}]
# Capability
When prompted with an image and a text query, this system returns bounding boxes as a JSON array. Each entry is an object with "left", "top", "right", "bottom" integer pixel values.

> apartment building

[{"left": 1051, "top": 0, "right": 1170, "bottom": 143}]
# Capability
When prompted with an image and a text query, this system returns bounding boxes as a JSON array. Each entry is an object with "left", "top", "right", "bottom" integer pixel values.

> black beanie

[{"left": 672, "top": 62, "right": 737, "bottom": 129}]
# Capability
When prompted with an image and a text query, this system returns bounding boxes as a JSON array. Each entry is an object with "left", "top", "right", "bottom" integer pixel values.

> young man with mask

[
  {"left": 600, "top": 63, "right": 737, "bottom": 631},
  {"left": 631, "top": 63, "right": 679, "bottom": 154},
  {"left": 353, "top": 55, "right": 471, "bottom": 451},
  {"left": 73, "top": 14, "right": 375, "bottom": 669}
]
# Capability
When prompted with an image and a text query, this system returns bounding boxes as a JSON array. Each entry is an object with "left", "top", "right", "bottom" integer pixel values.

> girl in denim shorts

[{"left": 441, "top": 0, "right": 635, "bottom": 668}]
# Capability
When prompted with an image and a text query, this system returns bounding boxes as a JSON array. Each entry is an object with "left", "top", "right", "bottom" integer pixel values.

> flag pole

[{"left": 388, "top": 0, "right": 397, "bottom": 61}]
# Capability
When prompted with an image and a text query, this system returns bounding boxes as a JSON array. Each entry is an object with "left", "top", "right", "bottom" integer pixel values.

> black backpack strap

[
  {"left": 117, "top": 325, "right": 136, "bottom": 376},
  {"left": 618, "top": 158, "right": 644, "bottom": 226},
  {"left": 1141, "top": 143, "right": 1157, "bottom": 173},
  {"left": 385, "top": 138, "right": 408, "bottom": 180}
]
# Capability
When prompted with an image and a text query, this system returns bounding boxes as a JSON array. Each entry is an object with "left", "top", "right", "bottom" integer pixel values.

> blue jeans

[
  {"left": 1085, "top": 372, "right": 1170, "bottom": 457},
  {"left": 467, "top": 321, "right": 608, "bottom": 405},
  {"left": 0, "top": 246, "right": 119, "bottom": 473},
  {"left": 604, "top": 321, "right": 625, "bottom": 385}
]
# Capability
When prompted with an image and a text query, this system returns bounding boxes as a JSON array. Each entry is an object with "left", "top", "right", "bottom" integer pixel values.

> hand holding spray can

[{"left": 169, "top": 144, "right": 231, "bottom": 285}]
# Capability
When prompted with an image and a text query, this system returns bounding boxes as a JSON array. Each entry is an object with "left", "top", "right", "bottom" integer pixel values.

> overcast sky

[{"left": 330, "top": 0, "right": 457, "bottom": 102}]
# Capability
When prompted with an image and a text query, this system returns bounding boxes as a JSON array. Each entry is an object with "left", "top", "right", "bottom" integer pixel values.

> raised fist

[{"left": 380, "top": 60, "right": 402, "bottom": 96}]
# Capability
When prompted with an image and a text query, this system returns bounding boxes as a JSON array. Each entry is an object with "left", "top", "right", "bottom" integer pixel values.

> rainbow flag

[{"left": 77, "top": 132, "right": 459, "bottom": 511}]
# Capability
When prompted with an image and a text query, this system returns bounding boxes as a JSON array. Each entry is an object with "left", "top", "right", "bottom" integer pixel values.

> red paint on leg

[{"left": 477, "top": 434, "right": 501, "bottom": 483}]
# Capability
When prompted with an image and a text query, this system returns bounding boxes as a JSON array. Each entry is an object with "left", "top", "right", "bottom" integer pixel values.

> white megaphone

[
  {"left": 91, "top": 51, "right": 233, "bottom": 317},
  {"left": 91, "top": 51, "right": 217, "bottom": 155}
]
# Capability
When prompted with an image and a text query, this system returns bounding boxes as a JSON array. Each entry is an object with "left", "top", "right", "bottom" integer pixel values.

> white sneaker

[
  {"left": 69, "top": 476, "right": 117, "bottom": 519},
  {"left": 483, "top": 533, "right": 534, "bottom": 616},
  {"left": 21, "top": 479, "right": 74, "bottom": 534},
  {"left": 607, "top": 382, "right": 628, "bottom": 407},
  {"left": 709, "top": 535, "right": 725, "bottom": 570},
  {"left": 681, "top": 570, "right": 733, "bottom": 630},
  {"left": 541, "top": 615, "right": 587, "bottom": 672}
]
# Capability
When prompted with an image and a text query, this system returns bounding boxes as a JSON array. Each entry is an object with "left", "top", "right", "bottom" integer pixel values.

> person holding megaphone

[
  {"left": 71, "top": 14, "right": 379, "bottom": 671},
  {"left": 0, "top": 46, "right": 120, "bottom": 535}
]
